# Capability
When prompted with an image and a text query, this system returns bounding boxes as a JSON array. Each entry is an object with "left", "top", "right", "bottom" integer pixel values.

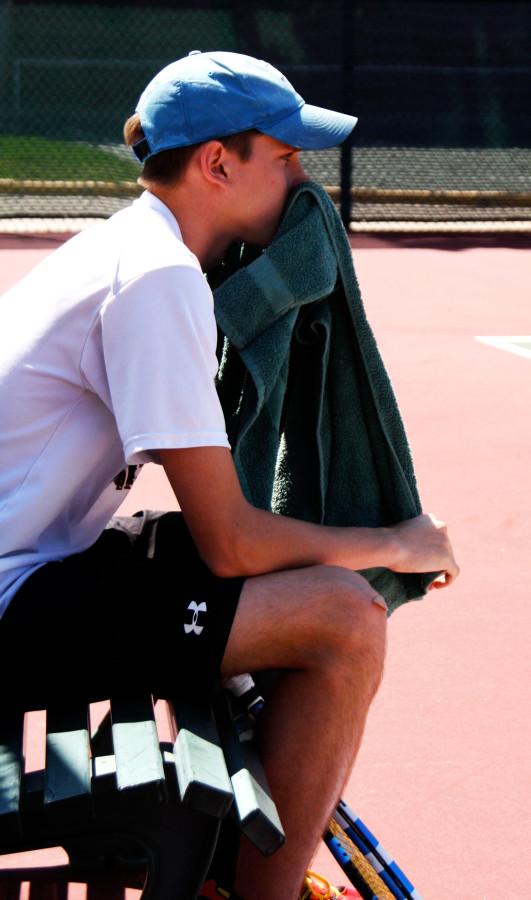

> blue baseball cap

[{"left": 133, "top": 50, "right": 357, "bottom": 161}]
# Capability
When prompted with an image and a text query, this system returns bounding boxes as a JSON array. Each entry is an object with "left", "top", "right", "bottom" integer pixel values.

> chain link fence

[{"left": 1, "top": 0, "right": 530, "bottom": 230}]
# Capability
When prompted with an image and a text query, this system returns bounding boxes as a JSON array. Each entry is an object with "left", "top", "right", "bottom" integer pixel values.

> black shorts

[{"left": 0, "top": 511, "right": 244, "bottom": 710}]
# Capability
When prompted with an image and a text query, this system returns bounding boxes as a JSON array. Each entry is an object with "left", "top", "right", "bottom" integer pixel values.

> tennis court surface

[{"left": 0, "top": 233, "right": 530, "bottom": 899}]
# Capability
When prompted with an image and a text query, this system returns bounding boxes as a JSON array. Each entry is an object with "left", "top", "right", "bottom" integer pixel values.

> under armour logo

[{"left": 184, "top": 601, "right": 207, "bottom": 636}]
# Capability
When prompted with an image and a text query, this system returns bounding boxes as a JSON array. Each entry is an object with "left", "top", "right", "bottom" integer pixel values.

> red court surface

[{"left": 1, "top": 234, "right": 530, "bottom": 899}]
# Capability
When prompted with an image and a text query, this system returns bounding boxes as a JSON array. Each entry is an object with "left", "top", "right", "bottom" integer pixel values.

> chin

[
  {"left": 237, "top": 232, "right": 273, "bottom": 250},
  {"left": 240, "top": 217, "right": 281, "bottom": 249},
  {"left": 255, "top": 227, "right": 278, "bottom": 248}
]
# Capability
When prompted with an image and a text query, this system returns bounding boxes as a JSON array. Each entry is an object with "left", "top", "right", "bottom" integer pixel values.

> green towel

[{"left": 213, "top": 181, "right": 434, "bottom": 613}]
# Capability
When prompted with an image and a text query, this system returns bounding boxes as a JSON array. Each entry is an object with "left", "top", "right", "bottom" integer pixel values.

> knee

[{"left": 311, "top": 566, "right": 387, "bottom": 680}]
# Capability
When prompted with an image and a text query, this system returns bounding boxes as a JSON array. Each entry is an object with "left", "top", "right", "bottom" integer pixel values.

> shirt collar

[{"left": 136, "top": 189, "right": 183, "bottom": 242}]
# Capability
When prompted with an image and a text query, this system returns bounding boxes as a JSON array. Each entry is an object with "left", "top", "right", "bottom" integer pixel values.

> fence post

[
  {"left": 340, "top": 0, "right": 354, "bottom": 228},
  {"left": 0, "top": 0, "right": 13, "bottom": 132}
]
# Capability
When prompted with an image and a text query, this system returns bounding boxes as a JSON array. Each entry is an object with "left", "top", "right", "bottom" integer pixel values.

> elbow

[
  {"left": 207, "top": 557, "right": 245, "bottom": 579},
  {"left": 199, "top": 531, "right": 256, "bottom": 579}
]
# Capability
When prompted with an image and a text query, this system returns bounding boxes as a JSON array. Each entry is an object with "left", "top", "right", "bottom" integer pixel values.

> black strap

[{"left": 133, "top": 137, "right": 151, "bottom": 162}]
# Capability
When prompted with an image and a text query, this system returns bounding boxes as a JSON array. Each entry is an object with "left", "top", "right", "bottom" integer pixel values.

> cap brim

[{"left": 260, "top": 102, "right": 357, "bottom": 150}]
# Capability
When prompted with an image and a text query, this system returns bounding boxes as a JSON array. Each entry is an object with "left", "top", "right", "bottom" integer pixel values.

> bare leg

[{"left": 221, "top": 565, "right": 387, "bottom": 900}]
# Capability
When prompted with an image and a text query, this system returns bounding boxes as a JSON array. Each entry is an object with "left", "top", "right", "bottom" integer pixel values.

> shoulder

[{"left": 110, "top": 191, "right": 204, "bottom": 291}]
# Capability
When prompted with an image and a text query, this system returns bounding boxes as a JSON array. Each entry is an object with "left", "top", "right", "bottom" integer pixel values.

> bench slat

[
  {"left": 45, "top": 705, "right": 92, "bottom": 809},
  {"left": 89, "top": 709, "right": 113, "bottom": 757},
  {"left": 171, "top": 696, "right": 233, "bottom": 819},
  {"left": 214, "top": 692, "right": 285, "bottom": 857},
  {"left": 0, "top": 711, "right": 24, "bottom": 834},
  {"left": 110, "top": 696, "right": 166, "bottom": 799}
]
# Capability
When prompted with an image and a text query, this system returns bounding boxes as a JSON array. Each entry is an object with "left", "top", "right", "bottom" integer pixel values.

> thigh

[
  {"left": 0, "top": 512, "right": 244, "bottom": 708},
  {"left": 221, "top": 564, "right": 384, "bottom": 677}
]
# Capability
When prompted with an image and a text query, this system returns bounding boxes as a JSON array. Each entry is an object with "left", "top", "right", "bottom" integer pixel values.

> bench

[{"left": 0, "top": 689, "right": 285, "bottom": 898}]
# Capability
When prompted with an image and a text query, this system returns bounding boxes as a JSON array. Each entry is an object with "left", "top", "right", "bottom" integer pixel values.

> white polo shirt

[{"left": 0, "top": 191, "right": 229, "bottom": 617}]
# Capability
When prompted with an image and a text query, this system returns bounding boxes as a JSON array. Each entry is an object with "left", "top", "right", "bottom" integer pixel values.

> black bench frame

[{"left": 0, "top": 690, "right": 284, "bottom": 898}]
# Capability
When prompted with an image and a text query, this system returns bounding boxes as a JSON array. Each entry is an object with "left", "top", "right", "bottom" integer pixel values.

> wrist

[
  {"left": 377, "top": 525, "right": 401, "bottom": 570},
  {"left": 338, "top": 525, "right": 400, "bottom": 571}
]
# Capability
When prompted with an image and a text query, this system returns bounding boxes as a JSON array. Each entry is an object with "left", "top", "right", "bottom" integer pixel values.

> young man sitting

[{"left": 0, "top": 51, "right": 458, "bottom": 900}]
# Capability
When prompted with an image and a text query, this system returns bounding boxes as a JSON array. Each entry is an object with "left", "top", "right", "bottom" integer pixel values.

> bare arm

[{"left": 158, "top": 446, "right": 459, "bottom": 586}]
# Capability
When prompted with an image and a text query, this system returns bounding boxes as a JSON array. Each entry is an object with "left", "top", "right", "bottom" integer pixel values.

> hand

[{"left": 389, "top": 513, "right": 459, "bottom": 589}]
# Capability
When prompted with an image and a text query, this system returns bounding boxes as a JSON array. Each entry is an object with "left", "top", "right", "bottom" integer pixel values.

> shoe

[
  {"left": 300, "top": 870, "right": 362, "bottom": 899},
  {"left": 199, "top": 870, "right": 361, "bottom": 900}
]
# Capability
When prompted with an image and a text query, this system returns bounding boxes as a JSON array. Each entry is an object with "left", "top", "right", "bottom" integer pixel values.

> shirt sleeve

[{"left": 100, "top": 263, "right": 230, "bottom": 464}]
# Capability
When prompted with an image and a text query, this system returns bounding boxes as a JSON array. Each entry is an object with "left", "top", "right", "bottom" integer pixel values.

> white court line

[{"left": 475, "top": 336, "right": 531, "bottom": 360}]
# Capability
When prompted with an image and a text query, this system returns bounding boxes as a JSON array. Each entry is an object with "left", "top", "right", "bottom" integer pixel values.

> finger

[
  {"left": 431, "top": 578, "right": 449, "bottom": 589},
  {"left": 371, "top": 594, "right": 389, "bottom": 613},
  {"left": 428, "top": 572, "right": 452, "bottom": 589},
  {"left": 435, "top": 567, "right": 459, "bottom": 588},
  {"left": 446, "top": 560, "right": 460, "bottom": 584},
  {"left": 427, "top": 512, "right": 446, "bottom": 529}
]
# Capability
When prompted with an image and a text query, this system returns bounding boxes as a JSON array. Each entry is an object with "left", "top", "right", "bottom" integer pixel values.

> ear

[{"left": 197, "top": 140, "right": 232, "bottom": 187}]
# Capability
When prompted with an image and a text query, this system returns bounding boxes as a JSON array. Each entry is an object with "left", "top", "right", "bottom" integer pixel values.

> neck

[{"left": 145, "top": 183, "right": 232, "bottom": 269}]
